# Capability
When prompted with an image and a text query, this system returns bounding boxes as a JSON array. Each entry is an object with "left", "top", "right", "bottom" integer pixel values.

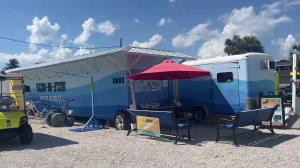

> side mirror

[{"left": 24, "top": 85, "right": 31, "bottom": 92}]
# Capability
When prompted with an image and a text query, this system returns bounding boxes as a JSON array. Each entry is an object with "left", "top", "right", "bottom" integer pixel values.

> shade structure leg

[{"left": 70, "top": 76, "right": 106, "bottom": 132}]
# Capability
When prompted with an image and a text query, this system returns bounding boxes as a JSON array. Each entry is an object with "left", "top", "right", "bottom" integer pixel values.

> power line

[
  {"left": 0, "top": 36, "right": 119, "bottom": 49},
  {"left": 0, "top": 46, "right": 29, "bottom": 51}
]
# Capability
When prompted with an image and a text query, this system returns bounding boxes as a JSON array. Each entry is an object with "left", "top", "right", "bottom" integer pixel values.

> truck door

[{"left": 212, "top": 62, "right": 240, "bottom": 114}]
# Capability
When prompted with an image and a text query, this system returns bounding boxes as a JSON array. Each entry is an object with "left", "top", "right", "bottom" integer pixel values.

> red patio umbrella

[{"left": 126, "top": 60, "right": 211, "bottom": 107}]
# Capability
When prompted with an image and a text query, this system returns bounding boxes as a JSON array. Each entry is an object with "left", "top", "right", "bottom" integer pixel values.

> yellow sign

[
  {"left": 137, "top": 116, "right": 160, "bottom": 137},
  {"left": 290, "top": 72, "right": 300, "bottom": 75},
  {"left": 274, "top": 71, "right": 279, "bottom": 95}
]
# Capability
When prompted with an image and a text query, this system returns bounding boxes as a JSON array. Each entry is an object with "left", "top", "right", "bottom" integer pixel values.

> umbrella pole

[{"left": 168, "top": 72, "right": 170, "bottom": 109}]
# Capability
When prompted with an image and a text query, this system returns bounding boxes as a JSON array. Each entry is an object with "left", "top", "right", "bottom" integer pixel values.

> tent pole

[
  {"left": 168, "top": 72, "right": 170, "bottom": 109},
  {"left": 123, "top": 53, "right": 137, "bottom": 110},
  {"left": 91, "top": 77, "right": 95, "bottom": 118}
]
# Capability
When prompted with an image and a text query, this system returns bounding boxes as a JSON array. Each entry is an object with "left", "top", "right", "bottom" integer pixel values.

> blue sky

[{"left": 0, "top": 0, "right": 299, "bottom": 67}]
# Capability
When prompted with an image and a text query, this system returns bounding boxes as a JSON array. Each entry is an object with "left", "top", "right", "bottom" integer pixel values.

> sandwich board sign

[
  {"left": 259, "top": 92, "right": 285, "bottom": 127},
  {"left": 136, "top": 116, "right": 160, "bottom": 137}
]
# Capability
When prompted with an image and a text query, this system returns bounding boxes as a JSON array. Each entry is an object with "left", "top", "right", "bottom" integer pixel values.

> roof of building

[
  {"left": 6, "top": 46, "right": 196, "bottom": 73},
  {"left": 276, "top": 59, "right": 291, "bottom": 66},
  {"left": 184, "top": 53, "right": 272, "bottom": 66}
]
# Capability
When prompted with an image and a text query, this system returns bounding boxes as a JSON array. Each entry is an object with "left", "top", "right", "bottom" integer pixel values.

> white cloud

[
  {"left": 283, "top": 0, "right": 300, "bottom": 8},
  {"left": 73, "top": 18, "right": 96, "bottom": 45},
  {"left": 169, "top": 0, "right": 176, "bottom": 3},
  {"left": 158, "top": 17, "right": 172, "bottom": 26},
  {"left": 74, "top": 19, "right": 117, "bottom": 45},
  {"left": 132, "top": 34, "right": 163, "bottom": 48},
  {"left": 166, "top": 18, "right": 172, "bottom": 23},
  {"left": 197, "top": 39, "right": 225, "bottom": 59},
  {"left": 271, "top": 34, "right": 297, "bottom": 59},
  {"left": 158, "top": 18, "right": 166, "bottom": 26},
  {"left": 27, "top": 16, "right": 68, "bottom": 51},
  {"left": 220, "top": 6, "right": 291, "bottom": 37},
  {"left": 172, "top": 21, "right": 219, "bottom": 48},
  {"left": 97, "top": 21, "right": 116, "bottom": 36},
  {"left": 51, "top": 46, "right": 73, "bottom": 59},
  {"left": 134, "top": 19, "right": 139, "bottom": 23},
  {"left": 199, "top": 5, "right": 291, "bottom": 58},
  {"left": 172, "top": 4, "right": 293, "bottom": 58},
  {"left": 0, "top": 46, "right": 72, "bottom": 66},
  {"left": 261, "top": 2, "right": 282, "bottom": 16},
  {"left": 74, "top": 47, "right": 91, "bottom": 56}
]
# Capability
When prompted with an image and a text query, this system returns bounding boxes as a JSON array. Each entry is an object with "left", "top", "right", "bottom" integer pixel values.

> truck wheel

[
  {"left": 51, "top": 113, "right": 65, "bottom": 127},
  {"left": 18, "top": 123, "right": 33, "bottom": 145},
  {"left": 65, "top": 116, "right": 75, "bottom": 126},
  {"left": 114, "top": 112, "right": 128, "bottom": 130},
  {"left": 192, "top": 108, "right": 206, "bottom": 123}
]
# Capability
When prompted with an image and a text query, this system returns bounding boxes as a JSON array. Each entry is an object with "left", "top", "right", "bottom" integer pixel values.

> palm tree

[
  {"left": 224, "top": 35, "right": 265, "bottom": 56},
  {"left": 288, "top": 43, "right": 300, "bottom": 69},
  {"left": 289, "top": 43, "right": 300, "bottom": 57},
  {"left": 3, "top": 59, "right": 20, "bottom": 70}
]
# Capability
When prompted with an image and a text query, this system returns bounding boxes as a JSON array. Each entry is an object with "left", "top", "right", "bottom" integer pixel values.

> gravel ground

[{"left": 1, "top": 118, "right": 300, "bottom": 168}]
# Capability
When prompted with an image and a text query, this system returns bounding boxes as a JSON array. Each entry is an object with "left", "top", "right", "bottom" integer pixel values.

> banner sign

[
  {"left": 137, "top": 116, "right": 160, "bottom": 137},
  {"left": 260, "top": 97, "right": 284, "bottom": 127},
  {"left": 36, "top": 82, "right": 66, "bottom": 92}
]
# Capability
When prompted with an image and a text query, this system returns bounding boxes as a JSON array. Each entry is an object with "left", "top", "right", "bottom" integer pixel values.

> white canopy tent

[{"left": 6, "top": 46, "right": 196, "bottom": 109}]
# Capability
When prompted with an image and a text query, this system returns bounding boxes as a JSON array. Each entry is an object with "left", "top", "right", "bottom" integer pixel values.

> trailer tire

[
  {"left": 114, "top": 112, "right": 128, "bottom": 130},
  {"left": 192, "top": 107, "right": 206, "bottom": 123}
]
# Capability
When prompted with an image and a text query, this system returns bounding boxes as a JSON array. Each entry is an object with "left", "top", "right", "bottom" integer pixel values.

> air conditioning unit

[{"left": 261, "top": 60, "right": 275, "bottom": 70}]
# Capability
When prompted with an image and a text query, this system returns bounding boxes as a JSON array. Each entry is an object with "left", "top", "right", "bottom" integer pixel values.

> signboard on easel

[
  {"left": 137, "top": 116, "right": 160, "bottom": 137},
  {"left": 259, "top": 92, "right": 285, "bottom": 127}
]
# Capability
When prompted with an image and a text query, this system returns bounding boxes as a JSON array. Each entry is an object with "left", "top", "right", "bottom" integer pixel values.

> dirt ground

[{"left": 1, "top": 118, "right": 300, "bottom": 168}]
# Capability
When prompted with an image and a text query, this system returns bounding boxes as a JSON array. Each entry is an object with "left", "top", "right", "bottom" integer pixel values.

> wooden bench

[
  {"left": 126, "top": 109, "right": 191, "bottom": 144},
  {"left": 216, "top": 106, "right": 278, "bottom": 146}
]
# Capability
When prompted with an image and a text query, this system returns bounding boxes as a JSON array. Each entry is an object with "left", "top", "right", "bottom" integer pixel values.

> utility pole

[
  {"left": 292, "top": 53, "right": 297, "bottom": 111},
  {"left": 120, "top": 38, "right": 122, "bottom": 47},
  {"left": 290, "top": 49, "right": 300, "bottom": 113}
]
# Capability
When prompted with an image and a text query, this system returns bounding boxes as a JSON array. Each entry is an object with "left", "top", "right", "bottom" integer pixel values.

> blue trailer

[
  {"left": 6, "top": 46, "right": 195, "bottom": 129},
  {"left": 175, "top": 53, "right": 276, "bottom": 121}
]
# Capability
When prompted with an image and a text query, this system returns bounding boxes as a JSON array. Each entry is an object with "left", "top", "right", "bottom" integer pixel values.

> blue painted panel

[{"left": 211, "top": 62, "right": 240, "bottom": 114}]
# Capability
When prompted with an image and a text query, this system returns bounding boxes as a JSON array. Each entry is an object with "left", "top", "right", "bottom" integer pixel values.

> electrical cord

[{"left": 0, "top": 36, "right": 119, "bottom": 49}]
